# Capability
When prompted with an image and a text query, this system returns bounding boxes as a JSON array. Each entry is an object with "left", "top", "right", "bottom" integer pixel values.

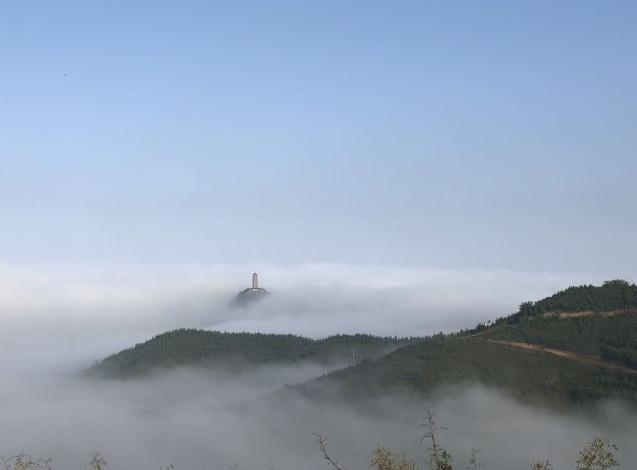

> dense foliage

[
  {"left": 484, "top": 312, "right": 637, "bottom": 368},
  {"left": 88, "top": 330, "right": 412, "bottom": 379},
  {"left": 298, "top": 282, "right": 637, "bottom": 408},
  {"left": 508, "top": 280, "right": 637, "bottom": 322},
  {"left": 300, "top": 330, "right": 637, "bottom": 408}
]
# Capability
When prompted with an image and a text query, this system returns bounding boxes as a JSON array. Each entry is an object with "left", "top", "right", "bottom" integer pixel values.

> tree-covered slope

[
  {"left": 509, "top": 279, "right": 637, "bottom": 320},
  {"left": 481, "top": 311, "right": 637, "bottom": 368},
  {"left": 89, "top": 280, "right": 637, "bottom": 407},
  {"left": 87, "top": 329, "right": 411, "bottom": 379},
  {"left": 298, "top": 332, "right": 637, "bottom": 408},
  {"left": 296, "top": 282, "right": 637, "bottom": 408}
]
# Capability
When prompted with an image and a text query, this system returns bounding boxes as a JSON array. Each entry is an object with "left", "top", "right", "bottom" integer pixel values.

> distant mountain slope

[
  {"left": 294, "top": 281, "right": 637, "bottom": 408},
  {"left": 296, "top": 331, "right": 637, "bottom": 408},
  {"left": 87, "top": 329, "right": 412, "bottom": 379},
  {"left": 509, "top": 279, "right": 637, "bottom": 321},
  {"left": 88, "top": 280, "right": 637, "bottom": 408},
  {"left": 482, "top": 309, "right": 637, "bottom": 368}
]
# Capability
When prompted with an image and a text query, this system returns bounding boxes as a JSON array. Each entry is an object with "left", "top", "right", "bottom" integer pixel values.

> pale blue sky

[{"left": 1, "top": 1, "right": 636, "bottom": 272}]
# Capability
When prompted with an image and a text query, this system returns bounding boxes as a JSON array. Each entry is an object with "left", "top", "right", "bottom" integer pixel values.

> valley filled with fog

[{"left": 1, "top": 263, "right": 635, "bottom": 469}]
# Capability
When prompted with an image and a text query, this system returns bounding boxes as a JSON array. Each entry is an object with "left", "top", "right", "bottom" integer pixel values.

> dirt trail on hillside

[
  {"left": 486, "top": 340, "right": 637, "bottom": 375},
  {"left": 542, "top": 309, "right": 634, "bottom": 319}
]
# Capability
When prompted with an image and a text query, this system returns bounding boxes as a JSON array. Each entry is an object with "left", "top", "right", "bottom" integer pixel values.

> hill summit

[
  {"left": 232, "top": 272, "right": 269, "bottom": 307},
  {"left": 86, "top": 331, "right": 411, "bottom": 379},
  {"left": 508, "top": 279, "right": 637, "bottom": 323}
]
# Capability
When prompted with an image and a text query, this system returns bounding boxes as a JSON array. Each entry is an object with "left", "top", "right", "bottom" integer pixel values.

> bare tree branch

[{"left": 313, "top": 431, "right": 348, "bottom": 470}]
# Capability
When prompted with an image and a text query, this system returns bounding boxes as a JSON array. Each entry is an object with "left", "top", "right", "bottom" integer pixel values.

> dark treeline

[
  {"left": 88, "top": 330, "right": 415, "bottom": 379},
  {"left": 510, "top": 280, "right": 637, "bottom": 323}
]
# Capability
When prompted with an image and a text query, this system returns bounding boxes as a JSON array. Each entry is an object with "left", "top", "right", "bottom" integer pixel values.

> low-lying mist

[
  {"left": 1, "top": 263, "right": 635, "bottom": 469},
  {"left": 1, "top": 368, "right": 636, "bottom": 470}
]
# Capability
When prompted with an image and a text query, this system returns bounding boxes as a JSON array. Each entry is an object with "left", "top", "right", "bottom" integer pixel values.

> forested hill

[
  {"left": 508, "top": 279, "right": 637, "bottom": 322},
  {"left": 295, "top": 281, "right": 637, "bottom": 408},
  {"left": 87, "top": 329, "right": 412, "bottom": 379},
  {"left": 88, "top": 280, "right": 637, "bottom": 408}
]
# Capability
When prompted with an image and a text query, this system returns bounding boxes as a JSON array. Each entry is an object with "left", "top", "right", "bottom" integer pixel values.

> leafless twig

[{"left": 313, "top": 431, "right": 348, "bottom": 470}]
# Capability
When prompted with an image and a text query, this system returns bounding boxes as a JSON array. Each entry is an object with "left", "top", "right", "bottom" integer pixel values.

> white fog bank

[
  {"left": 1, "top": 262, "right": 629, "bottom": 363},
  {"left": 0, "top": 263, "right": 635, "bottom": 469},
  {"left": 0, "top": 369, "right": 635, "bottom": 470}
]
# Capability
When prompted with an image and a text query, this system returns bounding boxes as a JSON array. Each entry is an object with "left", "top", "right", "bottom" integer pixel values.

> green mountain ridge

[
  {"left": 507, "top": 279, "right": 637, "bottom": 322},
  {"left": 89, "top": 280, "right": 637, "bottom": 408},
  {"left": 295, "top": 281, "right": 637, "bottom": 408},
  {"left": 296, "top": 311, "right": 637, "bottom": 408},
  {"left": 87, "top": 330, "right": 412, "bottom": 379}
]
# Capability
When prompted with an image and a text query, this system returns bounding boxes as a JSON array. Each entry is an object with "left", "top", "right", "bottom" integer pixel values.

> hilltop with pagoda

[{"left": 232, "top": 272, "right": 270, "bottom": 307}]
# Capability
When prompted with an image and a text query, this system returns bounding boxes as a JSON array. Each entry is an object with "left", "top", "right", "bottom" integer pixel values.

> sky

[{"left": 1, "top": 0, "right": 636, "bottom": 273}]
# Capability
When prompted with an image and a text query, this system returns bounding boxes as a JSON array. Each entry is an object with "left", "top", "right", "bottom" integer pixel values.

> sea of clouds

[{"left": 0, "top": 263, "right": 634, "bottom": 469}]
